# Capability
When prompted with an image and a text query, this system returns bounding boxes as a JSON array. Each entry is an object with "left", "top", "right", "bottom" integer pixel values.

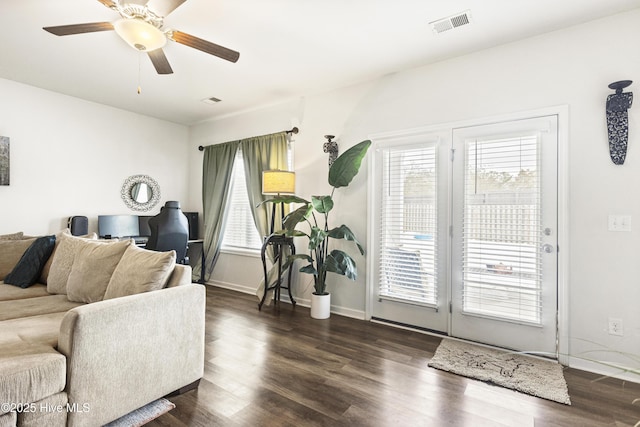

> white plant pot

[{"left": 310, "top": 293, "right": 331, "bottom": 319}]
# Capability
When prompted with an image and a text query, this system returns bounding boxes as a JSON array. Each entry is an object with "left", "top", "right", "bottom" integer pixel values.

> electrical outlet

[
  {"left": 608, "top": 215, "right": 632, "bottom": 232},
  {"left": 608, "top": 317, "right": 623, "bottom": 336}
]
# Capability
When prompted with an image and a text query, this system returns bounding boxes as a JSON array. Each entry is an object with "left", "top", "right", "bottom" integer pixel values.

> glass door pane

[
  {"left": 462, "top": 135, "right": 542, "bottom": 324},
  {"left": 379, "top": 145, "right": 438, "bottom": 306}
]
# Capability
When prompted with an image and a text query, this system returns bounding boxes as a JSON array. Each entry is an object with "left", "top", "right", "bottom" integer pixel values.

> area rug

[
  {"left": 104, "top": 398, "right": 175, "bottom": 427},
  {"left": 428, "top": 339, "right": 571, "bottom": 405}
]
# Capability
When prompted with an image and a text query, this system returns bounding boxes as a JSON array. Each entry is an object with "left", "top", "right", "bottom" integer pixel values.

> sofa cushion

[
  {"left": 0, "top": 312, "right": 67, "bottom": 348},
  {"left": 0, "top": 231, "right": 23, "bottom": 240},
  {"left": 66, "top": 239, "right": 131, "bottom": 303},
  {"left": 166, "top": 264, "right": 193, "bottom": 288},
  {"left": 18, "top": 391, "right": 68, "bottom": 427},
  {"left": 0, "top": 411, "right": 16, "bottom": 427},
  {"left": 0, "top": 342, "right": 66, "bottom": 415},
  {"left": 3, "top": 235, "right": 56, "bottom": 288},
  {"left": 0, "top": 295, "right": 83, "bottom": 322},
  {"left": 0, "top": 283, "right": 50, "bottom": 302},
  {"left": 46, "top": 232, "right": 98, "bottom": 295},
  {"left": 0, "top": 239, "right": 36, "bottom": 281},
  {"left": 104, "top": 245, "right": 176, "bottom": 300}
]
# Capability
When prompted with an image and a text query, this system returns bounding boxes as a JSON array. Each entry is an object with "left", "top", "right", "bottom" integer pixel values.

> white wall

[
  {"left": 189, "top": 10, "right": 640, "bottom": 377},
  {"left": 0, "top": 79, "right": 190, "bottom": 236}
]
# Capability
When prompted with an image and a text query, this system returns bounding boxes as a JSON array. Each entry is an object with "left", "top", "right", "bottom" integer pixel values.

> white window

[
  {"left": 221, "top": 149, "right": 263, "bottom": 252},
  {"left": 222, "top": 140, "right": 294, "bottom": 253}
]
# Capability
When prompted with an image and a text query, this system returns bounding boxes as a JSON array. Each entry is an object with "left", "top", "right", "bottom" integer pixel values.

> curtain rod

[{"left": 198, "top": 127, "right": 299, "bottom": 151}]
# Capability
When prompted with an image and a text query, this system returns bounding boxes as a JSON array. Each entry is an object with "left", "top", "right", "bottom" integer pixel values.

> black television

[{"left": 98, "top": 215, "right": 140, "bottom": 239}]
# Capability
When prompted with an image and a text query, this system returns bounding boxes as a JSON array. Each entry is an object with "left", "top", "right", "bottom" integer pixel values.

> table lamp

[{"left": 262, "top": 170, "right": 295, "bottom": 235}]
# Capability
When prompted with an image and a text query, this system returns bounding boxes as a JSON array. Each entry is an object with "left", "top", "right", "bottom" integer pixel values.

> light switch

[{"left": 608, "top": 214, "right": 632, "bottom": 232}]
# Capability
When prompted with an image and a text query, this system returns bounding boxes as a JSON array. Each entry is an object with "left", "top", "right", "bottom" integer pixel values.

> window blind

[
  {"left": 222, "top": 149, "right": 263, "bottom": 251},
  {"left": 378, "top": 145, "right": 438, "bottom": 305},
  {"left": 462, "top": 135, "right": 542, "bottom": 324}
]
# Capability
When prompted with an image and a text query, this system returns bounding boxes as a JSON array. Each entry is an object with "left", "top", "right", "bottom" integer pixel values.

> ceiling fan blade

[
  {"left": 147, "top": 0, "right": 187, "bottom": 17},
  {"left": 96, "top": 0, "right": 117, "bottom": 8},
  {"left": 169, "top": 30, "right": 239, "bottom": 63},
  {"left": 148, "top": 49, "right": 174, "bottom": 74},
  {"left": 43, "top": 22, "right": 114, "bottom": 36}
]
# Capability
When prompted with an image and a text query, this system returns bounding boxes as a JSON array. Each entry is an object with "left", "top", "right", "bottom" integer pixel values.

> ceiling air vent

[
  {"left": 201, "top": 96, "right": 222, "bottom": 105},
  {"left": 429, "top": 10, "right": 472, "bottom": 34}
]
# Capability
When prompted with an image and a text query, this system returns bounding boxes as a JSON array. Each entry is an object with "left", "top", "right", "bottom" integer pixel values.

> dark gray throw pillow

[{"left": 4, "top": 235, "right": 56, "bottom": 288}]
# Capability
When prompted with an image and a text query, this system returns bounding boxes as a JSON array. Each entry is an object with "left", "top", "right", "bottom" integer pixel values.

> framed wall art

[{"left": 0, "top": 136, "right": 9, "bottom": 186}]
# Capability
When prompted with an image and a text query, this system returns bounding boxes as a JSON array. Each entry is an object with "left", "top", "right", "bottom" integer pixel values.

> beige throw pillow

[
  {"left": 0, "top": 232, "right": 24, "bottom": 240},
  {"left": 40, "top": 230, "right": 98, "bottom": 285},
  {"left": 46, "top": 231, "right": 98, "bottom": 294},
  {"left": 0, "top": 239, "right": 36, "bottom": 280},
  {"left": 103, "top": 246, "right": 176, "bottom": 300},
  {"left": 66, "top": 239, "right": 132, "bottom": 303}
]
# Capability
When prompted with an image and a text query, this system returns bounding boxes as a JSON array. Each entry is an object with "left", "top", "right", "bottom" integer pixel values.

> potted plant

[{"left": 265, "top": 140, "right": 371, "bottom": 318}]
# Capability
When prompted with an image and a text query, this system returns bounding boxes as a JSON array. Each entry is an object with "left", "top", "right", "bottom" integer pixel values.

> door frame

[{"left": 365, "top": 105, "right": 569, "bottom": 364}]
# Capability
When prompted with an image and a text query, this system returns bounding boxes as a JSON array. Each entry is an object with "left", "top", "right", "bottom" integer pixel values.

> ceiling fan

[{"left": 43, "top": 0, "right": 240, "bottom": 75}]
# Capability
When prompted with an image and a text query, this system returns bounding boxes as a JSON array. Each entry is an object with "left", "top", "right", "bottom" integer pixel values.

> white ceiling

[{"left": 2, "top": 0, "right": 640, "bottom": 126}]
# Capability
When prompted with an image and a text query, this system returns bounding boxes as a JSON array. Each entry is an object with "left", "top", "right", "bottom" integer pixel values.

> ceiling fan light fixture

[{"left": 114, "top": 18, "right": 166, "bottom": 51}]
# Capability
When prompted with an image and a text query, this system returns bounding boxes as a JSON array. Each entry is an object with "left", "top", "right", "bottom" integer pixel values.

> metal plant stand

[{"left": 259, "top": 234, "right": 296, "bottom": 310}]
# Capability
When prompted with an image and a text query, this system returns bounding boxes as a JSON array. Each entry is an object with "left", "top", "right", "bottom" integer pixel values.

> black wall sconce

[
  {"left": 606, "top": 80, "right": 633, "bottom": 165},
  {"left": 323, "top": 135, "right": 339, "bottom": 167}
]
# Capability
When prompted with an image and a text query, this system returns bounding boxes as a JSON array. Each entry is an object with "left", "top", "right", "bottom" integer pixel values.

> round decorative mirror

[
  {"left": 121, "top": 175, "right": 161, "bottom": 211},
  {"left": 131, "top": 182, "right": 152, "bottom": 203}
]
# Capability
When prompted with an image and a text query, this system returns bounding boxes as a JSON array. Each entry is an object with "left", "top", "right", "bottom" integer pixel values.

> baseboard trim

[
  {"left": 567, "top": 357, "right": 640, "bottom": 384},
  {"left": 205, "top": 281, "right": 365, "bottom": 320},
  {"left": 207, "top": 280, "right": 256, "bottom": 296}
]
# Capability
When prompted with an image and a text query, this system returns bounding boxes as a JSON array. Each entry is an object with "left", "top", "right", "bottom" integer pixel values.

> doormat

[
  {"left": 428, "top": 339, "right": 571, "bottom": 405},
  {"left": 104, "top": 398, "right": 175, "bottom": 426}
]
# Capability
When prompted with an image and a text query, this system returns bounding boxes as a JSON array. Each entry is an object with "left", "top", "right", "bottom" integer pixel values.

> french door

[
  {"left": 368, "top": 130, "right": 450, "bottom": 332},
  {"left": 450, "top": 116, "right": 558, "bottom": 354},
  {"left": 369, "top": 114, "right": 559, "bottom": 355}
]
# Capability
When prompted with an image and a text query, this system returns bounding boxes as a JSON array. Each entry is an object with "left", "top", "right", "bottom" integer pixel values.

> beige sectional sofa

[{"left": 0, "top": 231, "right": 205, "bottom": 426}]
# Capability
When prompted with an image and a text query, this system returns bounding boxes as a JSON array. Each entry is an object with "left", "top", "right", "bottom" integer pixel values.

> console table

[{"left": 259, "top": 234, "right": 296, "bottom": 310}]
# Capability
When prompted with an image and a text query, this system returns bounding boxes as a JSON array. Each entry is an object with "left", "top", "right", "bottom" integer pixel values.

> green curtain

[
  {"left": 240, "top": 131, "right": 290, "bottom": 240},
  {"left": 197, "top": 141, "right": 239, "bottom": 281},
  {"left": 198, "top": 131, "right": 291, "bottom": 293},
  {"left": 240, "top": 132, "right": 291, "bottom": 303}
]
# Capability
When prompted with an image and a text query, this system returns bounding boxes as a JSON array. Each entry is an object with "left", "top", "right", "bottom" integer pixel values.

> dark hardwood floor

[{"left": 148, "top": 286, "right": 640, "bottom": 426}]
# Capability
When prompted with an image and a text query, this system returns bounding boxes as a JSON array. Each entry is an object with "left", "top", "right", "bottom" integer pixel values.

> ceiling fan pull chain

[{"left": 137, "top": 52, "right": 142, "bottom": 94}]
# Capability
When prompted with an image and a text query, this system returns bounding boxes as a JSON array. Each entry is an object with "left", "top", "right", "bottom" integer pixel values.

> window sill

[{"left": 220, "top": 247, "right": 261, "bottom": 258}]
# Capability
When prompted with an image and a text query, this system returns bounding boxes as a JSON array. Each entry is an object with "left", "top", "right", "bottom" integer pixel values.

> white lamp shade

[
  {"left": 262, "top": 170, "right": 295, "bottom": 195},
  {"left": 114, "top": 18, "right": 167, "bottom": 52}
]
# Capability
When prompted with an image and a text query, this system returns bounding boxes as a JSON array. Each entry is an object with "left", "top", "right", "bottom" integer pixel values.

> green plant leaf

[
  {"left": 325, "top": 249, "right": 357, "bottom": 280},
  {"left": 309, "top": 226, "right": 328, "bottom": 250},
  {"left": 327, "top": 225, "right": 365, "bottom": 255},
  {"left": 300, "top": 263, "right": 318, "bottom": 275},
  {"left": 283, "top": 204, "right": 312, "bottom": 230},
  {"left": 311, "top": 195, "right": 334, "bottom": 214},
  {"left": 283, "top": 253, "right": 313, "bottom": 271},
  {"left": 328, "top": 140, "right": 372, "bottom": 188}
]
